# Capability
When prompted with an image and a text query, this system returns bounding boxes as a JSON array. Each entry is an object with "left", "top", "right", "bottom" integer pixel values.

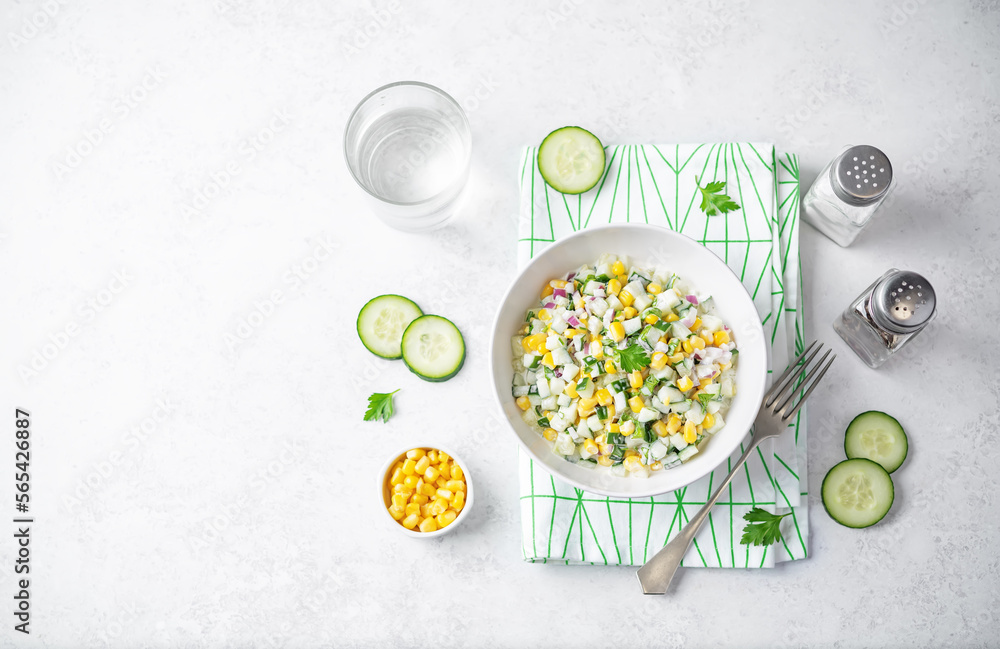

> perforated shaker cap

[
  {"left": 871, "top": 271, "right": 936, "bottom": 334},
  {"left": 831, "top": 145, "right": 892, "bottom": 204}
]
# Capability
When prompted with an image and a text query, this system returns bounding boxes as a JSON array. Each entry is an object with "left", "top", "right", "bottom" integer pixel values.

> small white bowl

[
  {"left": 378, "top": 445, "right": 474, "bottom": 538},
  {"left": 489, "top": 223, "right": 768, "bottom": 498}
]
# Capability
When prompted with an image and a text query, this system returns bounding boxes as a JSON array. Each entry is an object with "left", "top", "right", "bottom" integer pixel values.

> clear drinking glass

[{"left": 344, "top": 81, "right": 472, "bottom": 232}]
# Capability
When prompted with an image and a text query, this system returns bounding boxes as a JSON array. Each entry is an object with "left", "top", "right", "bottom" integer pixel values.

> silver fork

[{"left": 636, "top": 340, "right": 835, "bottom": 595}]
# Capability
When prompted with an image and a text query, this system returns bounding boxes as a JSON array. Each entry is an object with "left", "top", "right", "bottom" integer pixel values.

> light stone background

[{"left": 1, "top": 1, "right": 998, "bottom": 648}]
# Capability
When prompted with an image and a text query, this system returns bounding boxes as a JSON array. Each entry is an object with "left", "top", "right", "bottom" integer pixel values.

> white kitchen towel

[{"left": 516, "top": 143, "right": 807, "bottom": 567}]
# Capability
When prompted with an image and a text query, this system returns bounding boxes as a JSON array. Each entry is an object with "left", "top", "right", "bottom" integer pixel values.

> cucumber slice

[
  {"left": 822, "top": 459, "right": 894, "bottom": 528},
  {"left": 844, "top": 411, "right": 908, "bottom": 473},
  {"left": 357, "top": 295, "right": 422, "bottom": 360},
  {"left": 401, "top": 315, "right": 465, "bottom": 382},
  {"left": 537, "top": 126, "right": 606, "bottom": 194}
]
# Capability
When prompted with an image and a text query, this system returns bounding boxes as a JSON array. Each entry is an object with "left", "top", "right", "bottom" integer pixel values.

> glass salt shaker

[
  {"left": 802, "top": 145, "right": 893, "bottom": 246},
  {"left": 833, "top": 269, "right": 936, "bottom": 368}
]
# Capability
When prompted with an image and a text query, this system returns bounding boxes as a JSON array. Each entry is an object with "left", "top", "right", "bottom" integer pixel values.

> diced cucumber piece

[
  {"left": 537, "top": 126, "right": 606, "bottom": 194},
  {"left": 822, "top": 458, "right": 894, "bottom": 528},
  {"left": 400, "top": 315, "right": 465, "bottom": 382},
  {"left": 678, "top": 445, "right": 699, "bottom": 462},
  {"left": 844, "top": 411, "right": 908, "bottom": 473},
  {"left": 357, "top": 294, "right": 423, "bottom": 359}
]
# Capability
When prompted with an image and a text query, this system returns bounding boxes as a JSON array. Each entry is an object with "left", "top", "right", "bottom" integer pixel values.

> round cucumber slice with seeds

[
  {"left": 357, "top": 295, "right": 423, "bottom": 360},
  {"left": 845, "top": 411, "right": 908, "bottom": 473},
  {"left": 537, "top": 126, "right": 606, "bottom": 194},
  {"left": 822, "top": 458, "right": 894, "bottom": 528},
  {"left": 401, "top": 315, "right": 465, "bottom": 382}
]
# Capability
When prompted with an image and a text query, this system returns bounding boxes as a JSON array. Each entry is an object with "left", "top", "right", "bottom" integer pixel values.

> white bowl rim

[
  {"left": 378, "top": 443, "right": 475, "bottom": 539},
  {"left": 488, "top": 223, "right": 767, "bottom": 498}
]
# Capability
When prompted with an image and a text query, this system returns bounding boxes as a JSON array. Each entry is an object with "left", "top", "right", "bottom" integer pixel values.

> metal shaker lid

[
  {"left": 831, "top": 145, "right": 892, "bottom": 204},
  {"left": 871, "top": 270, "right": 936, "bottom": 334}
]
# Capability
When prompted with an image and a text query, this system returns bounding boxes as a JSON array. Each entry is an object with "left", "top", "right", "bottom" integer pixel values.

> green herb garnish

[
  {"left": 617, "top": 344, "right": 651, "bottom": 373},
  {"left": 696, "top": 175, "right": 741, "bottom": 216},
  {"left": 364, "top": 389, "right": 399, "bottom": 423},
  {"left": 740, "top": 507, "right": 791, "bottom": 547}
]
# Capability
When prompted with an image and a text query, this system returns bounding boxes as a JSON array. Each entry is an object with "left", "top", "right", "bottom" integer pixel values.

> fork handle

[{"left": 636, "top": 435, "right": 763, "bottom": 594}]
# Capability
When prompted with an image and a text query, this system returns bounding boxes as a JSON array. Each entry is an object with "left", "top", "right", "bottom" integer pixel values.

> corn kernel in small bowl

[{"left": 380, "top": 445, "right": 473, "bottom": 538}]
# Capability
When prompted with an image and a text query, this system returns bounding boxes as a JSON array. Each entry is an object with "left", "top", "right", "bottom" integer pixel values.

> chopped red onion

[
  {"left": 553, "top": 288, "right": 567, "bottom": 298},
  {"left": 686, "top": 295, "right": 699, "bottom": 305}
]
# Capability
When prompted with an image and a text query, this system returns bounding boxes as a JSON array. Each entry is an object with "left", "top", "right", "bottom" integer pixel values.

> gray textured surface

[{"left": 1, "top": 1, "right": 998, "bottom": 647}]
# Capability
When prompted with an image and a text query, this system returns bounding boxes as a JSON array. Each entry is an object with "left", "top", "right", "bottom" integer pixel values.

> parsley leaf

[
  {"left": 617, "top": 344, "right": 651, "bottom": 373},
  {"left": 739, "top": 507, "right": 791, "bottom": 547},
  {"left": 364, "top": 389, "right": 399, "bottom": 423},
  {"left": 697, "top": 393, "right": 715, "bottom": 410},
  {"left": 696, "top": 175, "right": 741, "bottom": 216}
]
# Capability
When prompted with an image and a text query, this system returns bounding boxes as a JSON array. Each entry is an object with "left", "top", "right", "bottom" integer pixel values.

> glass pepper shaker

[
  {"left": 802, "top": 145, "right": 893, "bottom": 247},
  {"left": 833, "top": 269, "right": 936, "bottom": 368}
]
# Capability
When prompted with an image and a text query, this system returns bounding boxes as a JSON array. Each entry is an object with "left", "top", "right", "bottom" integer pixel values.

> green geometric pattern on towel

[{"left": 516, "top": 143, "right": 806, "bottom": 567}]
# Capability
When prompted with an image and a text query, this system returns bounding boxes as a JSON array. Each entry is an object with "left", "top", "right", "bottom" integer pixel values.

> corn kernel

[
  {"left": 420, "top": 503, "right": 432, "bottom": 517},
  {"left": 392, "top": 485, "right": 411, "bottom": 497},
  {"left": 435, "top": 477, "right": 447, "bottom": 489},
  {"left": 538, "top": 309, "right": 551, "bottom": 322},
  {"left": 625, "top": 370, "right": 640, "bottom": 389},
  {"left": 516, "top": 395, "right": 531, "bottom": 411},
  {"left": 714, "top": 330, "right": 731, "bottom": 345},
  {"left": 420, "top": 482, "right": 437, "bottom": 497},
  {"left": 391, "top": 494, "right": 408, "bottom": 509},
  {"left": 595, "top": 388, "right": 613, "bottom": 406},
  {"left": 667, "top": 352, "right": 685, "bottom": 364},
  {"left": 430, "top": 498, "right": 448, "bottom": 516},
  {"left": 607, "top": 278, "right": 622, "bottom": 296},
  {"left": 700, "top": 330, "right": 714, "bottom": 346},
  {"left": 703, "top": 413, "right": 716, "bottom": 430},
  {"left": 608, "top": 422, "right": 620, "bottom": 433},
  {"left": 667, "top": 414, "right": 683, "bottom": 434},
  {"left": 452, "top": 464, "right": 464, "bottom": 481},
  {"left": 650, "top": 461, "right": 663, "bottom": 471},
  {"left": 411, "top": 493, "right": 428, "bottom": 505},
  {"left": 623, "top": 455, "right": 643, "bottom": 472},
  {"left": 522, "top": 333, "right": 546, "bottom": 352},
  {"left": 644, "top": 314, "right": 660, "bottom": 325},
  {"left": 424, "top": 466, "right": 440, "bottom": 482},
  {"left": 403, "top": 475, "right": 419, "bottom": 489},
  {"left": 437, "top": 510, "right": 458, "bottom": 528},
  {"left": 402, "top": 513, "right": 420, "bottom": 529},
  {"left": 612, "top": 260, "right": 626, "bottom": 276},
  {"left": 438, "top": 463, "right": 451, "bottom": 480},
  {"left": 551, "top": 279, "right": 568, "bottom": 289},
  {"left": 677, "top": 376, "right": 694, "bottom": 392},
  {"left": 543, "top": 428, "right": 558, "bottom": 441},
  {"left": 402, "top": 458, "right": 417, "bottom": 475},
  {"left": 389, "top": 467, "right": 404, "bottom": 486},
  {"left": 647, "top": 283, "right": 663, "bottom": 294},
  {"left": 451, "top": 490, "right": 465, "bottom": 510},
  {"left": 542, "top": 352, "right": 555, "bottom": 368},
  {"left": 683, "top": 420, "right": 698, "bottom": 444},
  {"left": 415, "top": 456, "right": 431, "bottom": 474},
  {"left": 618, "top": 290, "right": 635, "bottom": 308},
  {"left": 598, "top": 455, "right": 613, "bottom": 467},
  {"left": 650, "top": 352, "right": 668, "bottom": 370},
  {"left": 564, "top": 382, "right": 578, "bottom": 398},
  {"left": 628, "top": 395, "right": 644, "bottom": 413},
  {"left": 604, "top": 360, "right": 617, "bottom": 374},
  {"left": 682, "top": 339, "right": 693, "bottom": 354},
  {"left": 653, "top": 420, "right": 669, "bottom": 437},
  {"left": 540, "top": 284, "right": 554, "bottom": 299},
  {"left": 665, "top": 312, "right": 679, "bottom": 322},
  {"left": 689, "top": 336, "right": 705, "bottom": 350},
  {"left": 534, "top": 337, "right": 548, "bottom": 354},
  {"left": 591, "top": 340, "right": 604, "bottom": 359},
  {"left": 583, "top": 439, "right": 599, "bottom": 455},
  {"left": 388, "top": 504, "right": 405, "bottom": 520},
  {"left": 691, "top": 318, "right": 702, "bottom": 330},
  {"left": 609, "top": 321, "right": 626, "bottom": 342},
  {"left": 616, "top": 274, "right": 627, "bottom": 285},
  {"left": 405, "top": 503, "right": 420, "bottom": 517},
  {"left": 446, "top": 479, "right": 465, "bottom": 492},
  {"left": 623, "top": 306, "right": 638, "bottom": 319},
  {"left": 419, "top": 517, "right": 438, "bottom": 533}
]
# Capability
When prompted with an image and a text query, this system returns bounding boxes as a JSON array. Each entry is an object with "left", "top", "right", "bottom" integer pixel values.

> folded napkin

[{"left": 516, "top": 143, "right": 807, "bottom": 567}]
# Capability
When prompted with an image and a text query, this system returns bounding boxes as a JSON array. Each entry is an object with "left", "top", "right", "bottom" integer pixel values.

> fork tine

[
  {"left": 774, "top": 348, "right": 832, "bottom": 414},
  {"left": 780, "top": 352, "right": 836, "bottom": 422},
  {"left": 765, "top": 341, "right": 821, "bottom": 408}
]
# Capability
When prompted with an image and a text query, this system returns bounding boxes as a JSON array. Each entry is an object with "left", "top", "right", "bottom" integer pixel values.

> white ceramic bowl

[
  {"left": 379, "top": 445, "right": 474, "bottom": 538},
  {"left": 489, "top": 224, "right": 767, "bottom": 498}
]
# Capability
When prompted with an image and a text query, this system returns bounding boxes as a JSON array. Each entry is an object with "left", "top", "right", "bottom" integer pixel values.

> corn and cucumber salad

[{"left": 510, "top": 254, "right": 738, "bottom": 477}]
